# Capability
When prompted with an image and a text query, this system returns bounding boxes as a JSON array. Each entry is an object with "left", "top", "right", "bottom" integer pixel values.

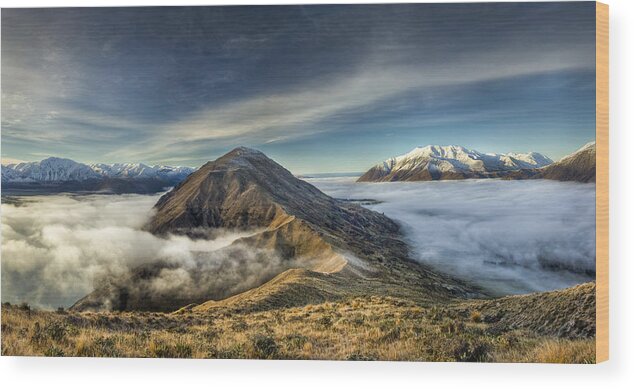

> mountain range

[
  {"left": 357, "top": 142, "right": 595, "bottom": 183},
  {"left": 2, "top": 157, "right": 194, "bottom": 183},
  {"left": 2, "top": 141, "right": 595, "bottom": 194},
  {"left": 1, "top": 157, "right": 195, "bottom": 194},
  {"left": 357, "top": 145, "right": 552, "bottom": 182}
]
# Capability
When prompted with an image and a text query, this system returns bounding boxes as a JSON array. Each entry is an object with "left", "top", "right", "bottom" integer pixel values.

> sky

[{"left": 1, "top": 3, "right": 596, "bottom": 174}]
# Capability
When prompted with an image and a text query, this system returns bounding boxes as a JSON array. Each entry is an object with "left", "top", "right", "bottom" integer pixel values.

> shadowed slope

[
  {"left": 456, "top": 282, "right": 596, "bottom": 338},
  {"left": 536, "top": 142, "right": 596, "bottom": 183}
]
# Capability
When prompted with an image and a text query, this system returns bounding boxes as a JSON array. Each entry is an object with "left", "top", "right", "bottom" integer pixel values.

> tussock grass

[{"left": 1, "top": 297, "right": 595, "bottom": 363}]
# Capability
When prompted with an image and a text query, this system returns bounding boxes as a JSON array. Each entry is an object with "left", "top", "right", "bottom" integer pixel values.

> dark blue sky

[{"left": 1, "top": 3, "right": 596, "bottom": 173}]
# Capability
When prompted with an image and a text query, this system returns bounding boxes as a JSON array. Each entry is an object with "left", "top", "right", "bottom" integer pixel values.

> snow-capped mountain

[
  {"left": 90, "top": 163, "right": 194, "bottom": 182},
  {"left": 2, "top": 157, "right": 195, "bottom": 183},
  {"left": 358, "top": 145, "right": 553, "bottom": 182},
  {"left": 2, "top": 157, "right": 101, "bottom": 183}
]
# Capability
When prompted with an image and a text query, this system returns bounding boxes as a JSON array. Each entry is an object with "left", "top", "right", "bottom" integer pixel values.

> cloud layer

[
  {"left": 309, "top": 177, "right": 596, "bottom": 296},
  {"left": 1, "top": 194, "right": 285, "bottom": 309},
  {"left": 1, "top": 178, "right": 596, "bottom": 308}
]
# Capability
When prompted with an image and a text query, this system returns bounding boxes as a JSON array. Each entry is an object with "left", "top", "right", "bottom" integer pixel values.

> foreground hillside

[{"left": 1, "top": 283, "right": 595, "bottom": 362}]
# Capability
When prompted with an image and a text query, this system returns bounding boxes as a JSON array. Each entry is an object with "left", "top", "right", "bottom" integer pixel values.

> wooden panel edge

[{"left": 595, "top": 1, "right": 609, "bottom": 364}]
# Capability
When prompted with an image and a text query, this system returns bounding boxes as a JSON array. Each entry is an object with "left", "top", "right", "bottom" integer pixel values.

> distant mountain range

[
  {"left": 1, "top": 157, "right": 196, "bottom": 194},
  {"left": 2, "top": 141, "right": 595, "bottom": 195},
  {"left": 2, "top": 157, "right": 195, "bottom": 183},
  {"left": 358, "top": 142, "right": 595, "bottom": 183}
]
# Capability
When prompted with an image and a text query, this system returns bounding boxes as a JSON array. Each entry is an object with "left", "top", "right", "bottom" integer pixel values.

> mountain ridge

[
  {"left": 502, "top": 142, "right": 596, "bottom": 183},
  {"left": 358, "top": 144, "right": 553, "bottom": 182},
  {"left": 2, "top": 156, "right": 195, "bottom": 183}
]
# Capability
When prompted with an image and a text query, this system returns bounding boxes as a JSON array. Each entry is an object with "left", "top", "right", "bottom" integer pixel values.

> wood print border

[{"left": 596, "top": 1, "right": 609, "bottom": 363}]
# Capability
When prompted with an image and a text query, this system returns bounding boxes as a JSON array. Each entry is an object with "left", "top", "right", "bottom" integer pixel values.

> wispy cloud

[
  {"left": 1, "top": 4, "right": 596, "bottom": 167},
  {"left": 105, "top": 46, "right": 592, "bottom": 162}
]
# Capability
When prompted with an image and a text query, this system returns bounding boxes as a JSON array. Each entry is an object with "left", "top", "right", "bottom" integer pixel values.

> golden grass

[
  {"left": 528, "top": 339, "right": 596, "bottom": 363},
  {"left": 1, "top": 298, "right": 595, "bottom": 363}
]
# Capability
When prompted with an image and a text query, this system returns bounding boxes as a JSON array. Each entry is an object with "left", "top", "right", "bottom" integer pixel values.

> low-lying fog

[
  {"left": 308, "top": 177, "right": 595, "bottom": 296},
  {"left": 1, "top": 178, "right": 595, "bottom": 308},
  {"left": 1, "top": 194, "right": 283, "bottom": 309}
]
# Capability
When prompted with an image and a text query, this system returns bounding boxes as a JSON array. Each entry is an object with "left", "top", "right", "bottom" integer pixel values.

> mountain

[
  {"left": 357, "top": 145, "right": 552, "bottom": 182},
  {"left": 2, "top": 157, "right": 195, "bottom": 194},
  {"left": 90, "top": 162, "right": 194, "bottom": 182},
  {"left": 499, "top": 142, "right": 596, "bottom": 183},
  {"left": 534, "top": 142, "right": 596, "bottom": 183},
  {"left": 2, "top": 157, "right": 101, "bottom": 183},
  {"left": 72, "top": 147, "right": 479, "bottom": 312}
]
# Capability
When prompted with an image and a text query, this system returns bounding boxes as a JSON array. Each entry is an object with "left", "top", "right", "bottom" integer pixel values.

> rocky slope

[
  {"left": 358, "top": 145, "right": 552, "bottom": 182},
  {"left": 534, "top": 142, "right": 596, "bottom": 183},
  {"left": 72, "top": 147, "right": 479, "bottom": 312}
]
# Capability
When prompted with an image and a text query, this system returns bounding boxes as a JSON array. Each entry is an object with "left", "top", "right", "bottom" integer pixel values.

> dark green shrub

[
  {"left": 285, "top": 334, "right": 309, "bottom": 349},
  {"left": 44, "top": 345, "right": 65, "bottom": 357},
  {"left": 249, "top": 334, "right": 279, "bottom": 359},
  {"left": 452, "top": 339, "right": 490, "bottom": 362}
]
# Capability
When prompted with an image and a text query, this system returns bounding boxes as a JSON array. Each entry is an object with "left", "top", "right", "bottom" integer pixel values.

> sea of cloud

[
  {"left": 308, "top": 177, "right": 596, "bottom": 296},
  {"left": 1, "top": 178, "right": 596, "bottom": 308},
  {"left": 1, "top": 194, "right": 285, "bottom": 309}
]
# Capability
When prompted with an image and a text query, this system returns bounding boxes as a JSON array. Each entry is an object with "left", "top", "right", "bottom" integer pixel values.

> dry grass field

[{"left": 1, "top": 290, "right": 595, "bottom": 363}]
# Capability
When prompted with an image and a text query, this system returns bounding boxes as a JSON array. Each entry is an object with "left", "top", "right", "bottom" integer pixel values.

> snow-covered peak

[
  {"left": 90, "top": 162, "right": 157, "bottom": 178},
  {"left": 397, "top": 145, "right": 477, "bottom": 162},
  {"left": 576, "top": 141, "right": 596, "bottom": 153},
  {"left": 2, "top": 157, "right": 100, "bottom": 182},
  {"left": 505, "top": 152, "right": 553, "bottom": 166},
  {"left": 374, "top": 144, "right": 552, "bottom": 175},
  {"left": 2, "top": 157, "right": 196, "bottom": 183},
  {"left": 89, "top": 162, "right": 195, "bottom": 180}
]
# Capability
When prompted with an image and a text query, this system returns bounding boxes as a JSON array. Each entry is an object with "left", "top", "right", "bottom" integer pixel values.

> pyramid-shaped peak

[
  {"left": 223, "top": 146, "right": 266, "bottom": 158},
  {"left": 191, "top": 147, "right": 269, "bottom": 172}
]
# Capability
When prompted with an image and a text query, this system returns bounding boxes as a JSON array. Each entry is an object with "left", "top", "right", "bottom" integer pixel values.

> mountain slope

[
  {"left": 535, "top": 142, "right": 596, "bottom": 183},
  {"left": 458, "top": 282, "right": 595, "bottom": 339},
  {"left": 73, "top": 147, "right": 479, "bottom": 312},
  {"left": 501, "top": 142, "right": 596, "bottom": 183},
  {"left": 358, "top": 145, "right": 552, "bottom": 182}
]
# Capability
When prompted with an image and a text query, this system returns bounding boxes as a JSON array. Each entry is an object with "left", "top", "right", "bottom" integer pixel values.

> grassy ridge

[{"left": 1, "top": 290, "right": 595, "bottom": 363}]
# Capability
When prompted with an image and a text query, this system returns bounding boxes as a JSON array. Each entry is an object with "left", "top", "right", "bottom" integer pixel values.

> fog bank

[
  {"left": 309, "top": 177, "right": 595, "bottom": 296},
  {"left": 1, "top": 194, "right": 273, "bottom": 309}
]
